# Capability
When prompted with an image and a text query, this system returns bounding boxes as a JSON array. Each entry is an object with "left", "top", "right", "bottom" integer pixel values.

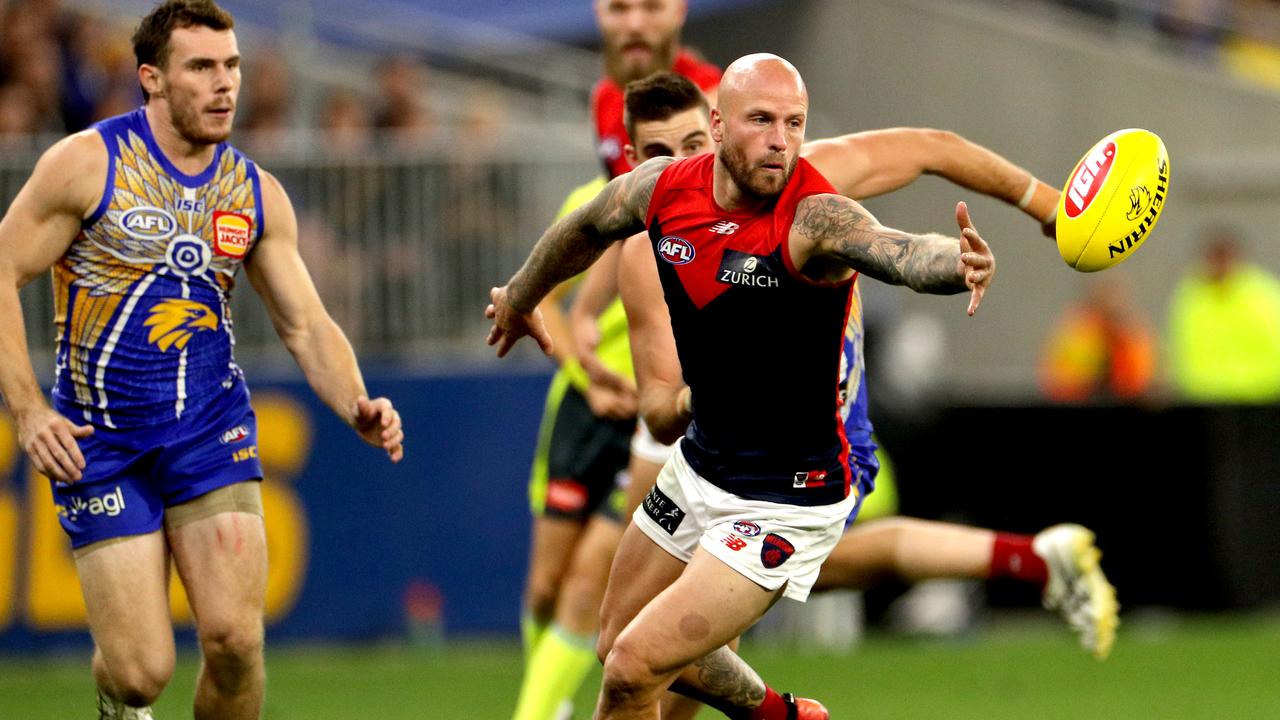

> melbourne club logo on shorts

[
  {"left": 761, "top": 533, "right": 795, "bottom": 569},
  {"left": 642, "top": 485, "right": 685, "bottom": 535}
]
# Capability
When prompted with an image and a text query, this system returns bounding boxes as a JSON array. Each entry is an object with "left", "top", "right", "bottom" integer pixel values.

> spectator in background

[
  {"left": 1040, "top": 275, "right": 1157, "bottom": 402},
  {"left": 320, "top": 88, "right": 372, "bottom": 155},
  {"left": 1168, "top": 225, "right": 1280, "bottom": 402},
  {"left": 374, "top": 54, "right": 435, "bottom": 144},
  {"left": 237, "top": 47, "right": 294, "bottom": 153}
]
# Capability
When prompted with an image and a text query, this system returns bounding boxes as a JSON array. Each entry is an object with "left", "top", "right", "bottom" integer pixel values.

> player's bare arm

[
  {"left": 486, "top": 155, "right": 674, "bottom": 357},
  {"left": 245, "top": 170, "right": 403, "bottom": 462},
  {"left": 617, "top": 234, "right": 689, "bottom": 443},
  {"left": 0, "top": 132, "right": 107, "bottom": 483},
  {"left": 804, "top": 128, "right": 1058, "bottom": 232},
  {"left": 792, "top": 194, "right": 995, "bottom": 315}
]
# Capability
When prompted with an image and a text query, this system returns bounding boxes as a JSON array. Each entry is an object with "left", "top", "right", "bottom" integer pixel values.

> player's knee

[
  {"left": 524, "top": 576, "right": 561, "bottom": 621},
  {"left": 601, "top": 635, "right": 661, "bottom": 700},
  {"left": 197, "top": 617, "right": 264, "bottom": 672},
  {"left": 109, "top": 655, "right": 173, "bottom": 706}
]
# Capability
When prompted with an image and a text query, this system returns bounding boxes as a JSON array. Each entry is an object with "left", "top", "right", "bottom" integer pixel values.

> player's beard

[
  {"left": 169, "top": 95, "right": 234, "bottom": 145},
  {"left": 604, "top": 34, "right": 678, "bottom": 85},
  {"left": 720, "top": 142, "right": 796, "bottom": 201}
]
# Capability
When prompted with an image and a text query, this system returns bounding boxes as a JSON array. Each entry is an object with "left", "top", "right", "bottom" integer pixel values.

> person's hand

[
  {"left": 17, "top": 405, "right": 93, "bottom": 483},
  {"left": 352, "top": 396, "right": 404, "bottom": 462},
  {"left": 583, "top": 382, "right": 638, "bottom": 421},
  {"left": 955, "top": 201, "right": 995, "bottom": 316},
  {"left": 486, "top": 285, "right": 553, "bottom": 358}
]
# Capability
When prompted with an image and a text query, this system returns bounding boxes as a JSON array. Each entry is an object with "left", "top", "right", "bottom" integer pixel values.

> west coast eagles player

[{"left": 0, "top": 2, "right": 403, "bottom": 718}]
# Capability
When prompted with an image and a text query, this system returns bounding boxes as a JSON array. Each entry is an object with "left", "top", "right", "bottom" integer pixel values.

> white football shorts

[
  {"left": 630, "top": 418, "right": 678, "bottom": 465},
  {"left": 633, "top": 444, "right": 856, "bottom": 602}
]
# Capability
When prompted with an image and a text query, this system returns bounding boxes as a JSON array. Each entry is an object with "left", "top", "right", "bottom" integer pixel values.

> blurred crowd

[
  {"left": 0, "top": 0, "right": 512, "bottom": 154},
  {"left": 1039, "top": 225, "right": 1280, "bottom": 404}
]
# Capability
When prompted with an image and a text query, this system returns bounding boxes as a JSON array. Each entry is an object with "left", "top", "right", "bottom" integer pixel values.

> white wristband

[{"left": 1016, "top": 177, "right": 1038, "bottom": 210}]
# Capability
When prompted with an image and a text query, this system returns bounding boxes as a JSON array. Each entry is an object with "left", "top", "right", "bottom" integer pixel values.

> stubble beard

[
  {"left": 721, "top": 142, "right": 795, "bottom": 201},
  {"left": 604, "top": 35, "right": 678, "bottom": 85}
]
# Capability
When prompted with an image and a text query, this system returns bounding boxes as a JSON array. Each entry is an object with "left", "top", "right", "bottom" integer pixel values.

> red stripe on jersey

[{"left": 835, "top": 284, "right": 856, "bottom": 498}]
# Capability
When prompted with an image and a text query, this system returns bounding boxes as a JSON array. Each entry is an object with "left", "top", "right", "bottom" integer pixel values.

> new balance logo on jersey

[
  {"left": 718, "top": 250, "right": 779, "bottom": 288},
  {"left": 709, "top": 221, "right": 739, "bottom": 235},
  {"left": 65, "top": 486, "right": 126, "bottom": 518},
  {"left": 642, "top": 485, "right": 685, "bottom": 535}
]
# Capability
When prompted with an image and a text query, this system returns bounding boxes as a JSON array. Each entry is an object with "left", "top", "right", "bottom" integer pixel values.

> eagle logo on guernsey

[
  {"left": 144, "top": 299, "right": 219, "bottom": 351},
  {"left": 657, "top": 236, "right": 695, "bottom": 265},
  {"left": 761, "top": 533, "right": 795, "bottom": 569},
  {"left": 213, "top": 211, "right": 253, "bottom": 258}
]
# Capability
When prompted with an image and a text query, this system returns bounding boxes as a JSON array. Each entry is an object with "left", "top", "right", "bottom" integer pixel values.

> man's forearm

[
  {"left": 0, "top": 285, "right": 50, "bottom": 417},
  {"left": 284, "top": 316, "right": 367, "bottom": 427},
  {"left": 507, "top": 212, "right": 613, "bottom": 313}
]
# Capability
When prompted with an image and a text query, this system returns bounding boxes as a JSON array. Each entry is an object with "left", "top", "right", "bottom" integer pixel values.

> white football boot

[
  {"left": 1033, "top": 523, "right": 1119, "bottom": 660},
  {"left": 97, "top": 691, "right": 156, "bottom": 720}
]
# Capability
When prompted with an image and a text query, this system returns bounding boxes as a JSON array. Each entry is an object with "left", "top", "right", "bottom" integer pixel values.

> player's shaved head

[
  {"left": 717, "top": 53, "right": 807, "bottom": 116},
  {"left": 711, "top": 54, "right": 809, "bottom": 203}
]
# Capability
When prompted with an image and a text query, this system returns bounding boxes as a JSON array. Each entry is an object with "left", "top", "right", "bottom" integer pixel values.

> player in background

[
  {"left": 490, "top": 52, "right": 996, "bottom": 720},
  {"left": 0, "top": 2, "right": 403, "bottom": 718},
  {"left": 519, "top": 70, "right": 1114, "bottom": 720},
  {"left": 513, "top": 3, "right": 719, "bottom": 717}
]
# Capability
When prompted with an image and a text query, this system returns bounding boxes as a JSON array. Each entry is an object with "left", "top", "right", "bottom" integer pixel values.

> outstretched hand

[
  {"left": 955, "top": 201, "right": 995, "bottom": 316},
  {"left": 486, "top": 286, "right": 554, "bottom": 358},
  {"left": 353, "top": 396, "right": 404, "bottom": 462}
]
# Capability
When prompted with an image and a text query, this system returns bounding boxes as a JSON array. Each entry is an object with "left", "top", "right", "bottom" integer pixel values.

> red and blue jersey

[
  {"left": 645, "top": 153, "right": 864, "bottom": 506},
  {"left": 51, "top": 108, "right": 263, "bottom": 437}
]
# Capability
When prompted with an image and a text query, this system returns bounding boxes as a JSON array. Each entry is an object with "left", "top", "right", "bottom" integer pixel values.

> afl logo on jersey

[
  {"left": 658, "top": 236, "right": 695, "bottom": 265},
  {"left": 213, "top": 211, "right": 253, "bottom": 259},
  {"left": 120, "top": 207, "right": 177, "bottom": 241}
]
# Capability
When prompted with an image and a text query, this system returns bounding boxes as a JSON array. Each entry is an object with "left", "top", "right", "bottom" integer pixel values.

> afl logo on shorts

[
  {"left": 658, "top": 236, "right": 695, "bottom": 265},
  {"left": 213, "top": 211, "right": 254, "bottom": 258},
  {"left": 219, "top": 425, "right": 250, "bottom": 445},
  {"left": 733, "top": 520, "right": 762, "bottom": 537},
  {"left": 761, "top": 533, "right": 795, "bottom": 569},
  {"left": 120, "top": 207, "right": 177, "bottom": 241}
]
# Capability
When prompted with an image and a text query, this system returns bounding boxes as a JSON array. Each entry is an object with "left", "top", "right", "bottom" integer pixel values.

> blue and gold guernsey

[
  {"left": 50, "top": 109, "right": 267, "bottom": 549},
  {"left": 52, "top": 108, "right": 263, "bottom": 433}
]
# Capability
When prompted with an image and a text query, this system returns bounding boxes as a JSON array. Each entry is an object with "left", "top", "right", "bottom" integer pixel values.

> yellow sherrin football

[{"left": 1056, "top": 128, "right": 1169, "bottom": 272}]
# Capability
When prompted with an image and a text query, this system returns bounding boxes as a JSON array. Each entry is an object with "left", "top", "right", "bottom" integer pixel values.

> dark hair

[
  {"left": 623, "top": 71, "right": 709, "bottom": 140},
  {"left": 132, "top": 0, "right": 235, "bottom": 100}
]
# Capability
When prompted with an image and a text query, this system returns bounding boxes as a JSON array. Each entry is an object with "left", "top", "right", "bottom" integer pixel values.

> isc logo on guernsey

[{"left": 658, "top": 236, "right": 695, "bottom": 265}]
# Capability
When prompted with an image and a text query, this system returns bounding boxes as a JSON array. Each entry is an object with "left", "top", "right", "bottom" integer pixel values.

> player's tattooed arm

[
  {"left": 793, "top": 194, "right": 995, "bottom": 314},
  {"left": 504, "top": 156, "right": 675, "bottom": 313}
]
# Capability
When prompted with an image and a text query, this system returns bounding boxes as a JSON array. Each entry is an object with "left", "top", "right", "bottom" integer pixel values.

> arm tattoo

[
  {"left": 506, "top": 157, "right": 674, "bottom": 311},
  {"left": 795, "top": 195, "right": 966, "bottom": 295},
  {"left": 669, "top": 646, "right": 766, "bottom": 712}
]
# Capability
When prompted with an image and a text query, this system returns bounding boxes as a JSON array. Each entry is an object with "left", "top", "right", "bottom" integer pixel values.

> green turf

[{"left": 2, "top": 613, "right": 1278, "bottom": 718}]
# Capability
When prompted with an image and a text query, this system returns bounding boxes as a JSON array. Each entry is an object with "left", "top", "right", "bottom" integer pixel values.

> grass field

[{"left": 3, "top": 613, "right": 1278, "bottom": 719}]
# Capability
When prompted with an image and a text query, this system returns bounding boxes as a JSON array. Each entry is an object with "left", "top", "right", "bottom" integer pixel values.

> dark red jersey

[
  {"left": 645, "top": 153, "right": 857, "bottom": 506},
  {"left": 591, "top": 50, "right": 722, "bottom": 179}
]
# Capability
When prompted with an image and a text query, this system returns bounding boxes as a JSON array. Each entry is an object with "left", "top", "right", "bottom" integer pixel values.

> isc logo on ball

[{"left": 658, "top": 236, "right": 695, "bottom": 265}]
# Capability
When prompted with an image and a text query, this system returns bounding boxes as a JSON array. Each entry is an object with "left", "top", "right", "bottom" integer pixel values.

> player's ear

[
  {"left": 710, "top": 107, "right": 724, "bottom": 143},
  {"left": 624, "top": 143, "right": 639, "bottom": 166},
  {"left": 139, "top": 63, "right": 165, "bottom": 99}
]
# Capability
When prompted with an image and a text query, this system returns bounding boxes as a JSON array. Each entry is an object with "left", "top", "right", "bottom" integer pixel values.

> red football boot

[{"left": 782, "top": 693, "right": 829, "bottom": 720}]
